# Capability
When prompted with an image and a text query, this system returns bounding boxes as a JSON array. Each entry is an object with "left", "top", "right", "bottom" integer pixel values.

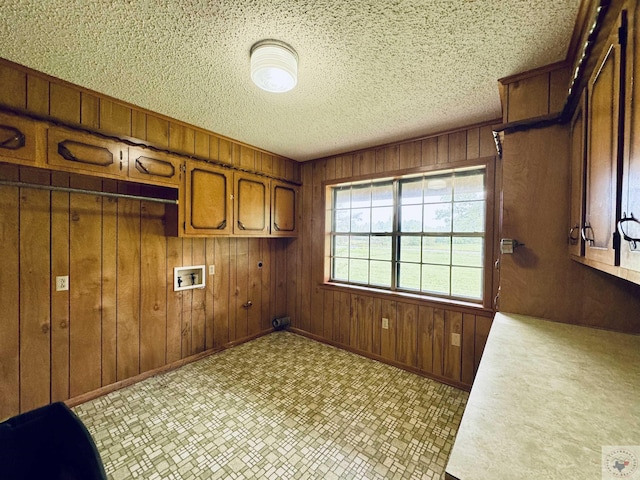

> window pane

[
  {"left": 351, "top": 184, "right": 371, "bottom": 208},
  {"left": 423, "top": 203, "right": 451, "bottom": 232},
  {"left": 401, "top": 205, "right": 422, "bottom": 232},
  {"left": 371, "top": 206, "right": 393, "bottom": 232},
  {"left": 422, "top": 236, "right": 451, "bottom": 265},
  {"left": 370, "top": 236, "right": 392, "bottom": 260},
  {"left": 451, "top": 266, "right": 482, "bottom": 299},
  {"left": 398, "top": 262, "right": 421, "bottom": 290},
  {"left": 421, "top": 264, "right": 450, "bottom": 295},
  {"left": 453, "top": 201, "right": 484, "bottom": 232},
  {"left": 333, "top": 258, "right": 349, "bottom": 281},
  {"left": 452, "top": 237, "right": 483, "bottom": 267},
  {"left": 370, "top": 261, "right": 391, "bottom": 287},
  {"left": 400, "top": 179, "right": 423, "bottom": 205},
  {"left": 349, "top": 259, "right": 369, "bottom": 284},
  {"left": 372, "top": 181, "right": 393, "bottom": 207},
  {"left": 335, "top": 187, "right": 350, "bottom": 209},
  {"left": 454, "top": 171, "right": 484, "bottom": 201},
  {"left": 400, "top": 236, "right": 421, "bottom": 263},
  {"left": 335, "top": 210, "right": 350, "bottom": 232},
  {"left": 350, "top": 236, "right": 369, "bottom": 259},
  {"left": 424, "top": 175, "right": 452, "bottom": 203},
  {"left": 333, "top": 235, "right": 349, "bottom": 257},
  {"left": 351, "top": 208, "right": 371, "bottom": 232}
]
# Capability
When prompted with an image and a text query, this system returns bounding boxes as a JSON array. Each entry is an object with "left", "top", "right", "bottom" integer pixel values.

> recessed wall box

[{"left": 174, "top": 265, "right": 206, "bottom": 291}]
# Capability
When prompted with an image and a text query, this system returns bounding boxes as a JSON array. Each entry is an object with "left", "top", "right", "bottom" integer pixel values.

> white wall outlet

[
  {"left": 56, "top": 275, "right": 69, "bottom": 292},
  {"left": 382, "top": 317, "right": 389, "bottom": 329},
  {"left": 209, "top": 265, "right": 215, "bottom": 275},
  {"left": 451, "top": 332, "right": 461, "bottom": 347}
]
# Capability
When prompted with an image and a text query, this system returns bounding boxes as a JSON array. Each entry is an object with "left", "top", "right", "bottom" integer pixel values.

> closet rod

[{"left": 0, "top": 180, "right": 178, "bottom": 205}]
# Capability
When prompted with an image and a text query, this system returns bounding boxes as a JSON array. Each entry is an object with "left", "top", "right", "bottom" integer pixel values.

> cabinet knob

[
  {"left": 618, "top": 213, "right": 640, "bottom": 250},
  {"left": 581, "top": 224, "right": 595, "bottom": 246},
  {"left": 242, "top": 301, "right": 253, "bottom": 308},
  {"left": 568, "top": 225, "right": 580, "bottom": 245}
]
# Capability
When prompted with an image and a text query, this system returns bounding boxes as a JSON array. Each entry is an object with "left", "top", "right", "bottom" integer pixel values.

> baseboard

[{"left": 288, "top": 327, "right": 471, "bottom": 392}]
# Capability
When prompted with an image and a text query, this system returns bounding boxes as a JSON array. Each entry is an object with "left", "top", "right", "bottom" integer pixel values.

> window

[{"left": 328, "top": 167, "right": 486, "bottom": 302}]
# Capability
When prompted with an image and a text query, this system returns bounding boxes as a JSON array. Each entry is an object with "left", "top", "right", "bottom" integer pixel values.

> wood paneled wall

[
  {"left": 0, "top": 163, "right": 290, "bottom": 420},
  {"left": 0, "top": 59, "right": 300, "bottom": 183},
  {"left": 287, "top": 124, "right": 499, "bottom": 389},
  {"left": 500, "top": 125, "right": 640, "bottom": 333}
]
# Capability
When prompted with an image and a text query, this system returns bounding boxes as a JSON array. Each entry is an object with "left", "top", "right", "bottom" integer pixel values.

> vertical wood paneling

[
  {"left": 247, "top": 238, "right": 262, "bottom": 336},
  {"left": 448, "top": 131, "right": 467, "bottom": 162},
  {"left": 357, "top": 295, "right": 374, "bottom": 353},
  {"left": 260, "top": 239, "right": 272, "bottom": 331},
  {"left": 461, "top": 314, "right": 476, "bottom": 385},
  {"left": 132, "top": 110, "right": 146, "bottom": 140},
  {"left": 191, "top": 239, "right": 206, "bottom": 354},
  {"left": 323, "top": 290, "right": 334, "bottom": 340},
  {"left": 50, "top": 84, "right": 81, "bottom": 124},
  {"left": 147, "top": 115, "right": 170, "bottom": 148},
  {"left": 432, "top": 308, "right": 445, "bottom": 376},
  {"left": 286, "top": 237, "right": 298, "bottom": 324},
  {"left": 101, "top": 181, "right": 118, "bottom": 386},
  {"left": 81, "top": 93, "right": 100, "bottom": 130},
  {"left": 50, "top": 172, "right": 70, "bottom": 402},
  {"left": 100, "top": 99, "right": 131, "bottom": 136},
  {"left": 228, "top": 239, "right": 238, "bottom": 341},
  {"left": 140, "top": 201, "right": 168, "bottom": 371},
  {"left": 421, "top": 137, "right": 438, "bottom": 166},
  {"left": 116, "top": 194, "right": 141, "bottom": 381},
  {"left": 507, "top": 75, "right": 549, "bottom": 122},
  {"left": 0, "top": 65, "right": 26, "bottom": 109},
  {"left": 384, "top": 146, "right": 399, "bottom": 172},
  {"left": 310, "top": 160, "right": 326, "bottom": 335},
  {"left": 466, "top": 128, "right": 480, "bottom": 159},
  {"left": 337, "top": 292, "right": 351, "bottom": 345},
  {"left": 166, "top": 237, "right": 183, "bottom": 362},
  {"left": 375, "top": 149, "right": 385, "bottom": 173},
  {"left": 240, "top": 146, "right": 256, "bottom": 170},
  {"left": 19, "top": 169, "right": 51, "bottom": 412},
  {"left": 396, "top": 303, "right": 417, "bottom": 367},
  {"left": 479, "top": 125, "right": 496, "bottom": 157},
  {"left": 69, "top": 177, "right": 102, "bottom": 397},
  {"left": 235, "top": 238, "right": 249, "bottom": 339},
  {"left": 299, "top": 165, "right": 313, "bottom": 332},
  {"left": 181, "top": 239, "right": 193, "bottom": 355},
  {"left": 205, "top": 239, "right": 215, "bottom": 349},
  {"left": 213, "top": 238, "right": 230, "bottom": 348},
  {"left": 399, "top": 142, "right": 421, "bottom": 170},
  {"left": 437, "top": 135, "right": 449, "bottom": 164},
  {"left": 0, "top": 165, "right": 20, "bottom": 419},
  {"left": 417, "top": 306, "right": 434, "bottom": 373},
  {"left": 443, "top": 310, "right": 462, "bottom": 381},
  {"left": 349, "top": 294, "right": 359, "bottom": 349},
  {"left": 169, "top": 123, "right": 195, "bottom": 155},
  {"left": 27, "top": 75, "right": 49, "bottom": 115},
  {"left": 372, "top": 299, "right": 382, "bottom": 356},
  {"left": 474, "top": 315, "right": 493, "bottom": 374},
  {"left": 195, "top": 131, "right": 209, "bottom": 159},
  {"left": 379, "top": 300, "right": 397, "bottom": 362}
]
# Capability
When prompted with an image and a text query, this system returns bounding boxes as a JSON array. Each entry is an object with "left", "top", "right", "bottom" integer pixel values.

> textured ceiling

[{"left": 0, "top": 1, "right": 580, "bottom": 161}]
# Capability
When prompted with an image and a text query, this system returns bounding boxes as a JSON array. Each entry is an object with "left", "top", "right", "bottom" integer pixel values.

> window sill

[{"left": 321, "top": 282, "right": 494, "bottom": 315}]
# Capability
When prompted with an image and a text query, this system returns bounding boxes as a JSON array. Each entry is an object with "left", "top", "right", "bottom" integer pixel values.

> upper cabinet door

[
  {"left": 0, "top": 112, "right": 43, "bottom": 165},
  {"left": 47, "top": 127, "right": 128, "bottom": 178},
  {"left": 128, "top": 147, "right": 182, "bottom": 186},
  {"left": 184, "top": 161, "right": 233, "bottom": 236},
  {"left": 234, "top": 172, "right": 269, "bottom": 235},
  {"left": 569, "top": 90, "right": 587, "bottom": 258},
  {"left": 621, "top": 4, "right": 640, "bottom": 278},
  {"left": 584, "top": 14, "right": 625, "bottom": 267},
  {"left": 271, "top": 180, "right": 298, "bottom": 236}
]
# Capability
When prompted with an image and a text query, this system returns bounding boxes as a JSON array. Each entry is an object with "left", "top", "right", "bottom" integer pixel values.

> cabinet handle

[
  {"left": 0, "top": 125, "right": 26, "bottom": 150},
  {"left": 581, "top": 224, "right": 595, "bottom": 246},
  {"left": 273, "top": 222, "right": 280, "bottom": 231},
  {"left": 135, "top": 158, "right": 150, "bottom": 174},
  {"left": 242, "top": 301, "right": 253, "bottom": 308},
  {"left": 568, "top": 225, "right": 580, "bottom": 245},
  {"left": 237, "top": 221, "right": 246, "bottom": 230},
  {"left": 618, "top": 213, "right": 640, "bottom": 250},
  {"left": 215, "top": 220, "right": 226, "bottom": 230}
]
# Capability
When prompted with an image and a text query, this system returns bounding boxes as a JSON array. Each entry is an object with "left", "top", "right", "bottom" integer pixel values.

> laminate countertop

[{"left": 445, "top": 312, "right": 640, "bottom": 480}]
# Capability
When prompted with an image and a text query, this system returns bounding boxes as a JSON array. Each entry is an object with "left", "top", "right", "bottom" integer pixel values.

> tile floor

[{"left": 73, "top": 332, "right": 468, "bottom": 479}]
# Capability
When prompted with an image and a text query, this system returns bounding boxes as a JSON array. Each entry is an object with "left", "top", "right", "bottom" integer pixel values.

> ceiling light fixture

[{"left": 250, "top": 40, "right": 298, "bottom": 93}]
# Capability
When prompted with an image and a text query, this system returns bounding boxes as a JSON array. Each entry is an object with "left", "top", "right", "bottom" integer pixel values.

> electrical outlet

[
  {"left": 209, "top": 265, "right": 215, "bottom": 275},
  {"left": 56, "top": 275, "right": 69, "bottom": 292},
  {"left": 451, "top": 333, "right": 461, "bottom": 347},
  {"left": 382, "top": 317, "right": 389, "bottom": 329}
]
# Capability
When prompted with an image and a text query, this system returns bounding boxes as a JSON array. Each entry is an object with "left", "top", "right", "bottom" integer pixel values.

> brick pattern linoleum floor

[{"left": 73, "top": 332, "right": 469, "bottom": 480}]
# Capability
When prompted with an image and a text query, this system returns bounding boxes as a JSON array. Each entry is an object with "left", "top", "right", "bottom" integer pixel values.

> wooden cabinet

[
  {"left": 183, "top": 160, "right": 233, "bottom": 236},
  {"left": 583, "top": 17, "right": 624, "bottom": 267},
  {"left": 234, "top": 172, "right": 270, "bottom": 236},
  {"left": 569, "top": 91, "right": 587, "bottom": 258},
  {"left": 271, "top": 180, "right": 298, "bottom": 236},
  {"left": 128, "top": 147, "right": 182, "bottom": 186},
  {"left": 0, "top": 112, "right": 43, "bottom": 165},
  {"left": 47, "top": 127, "right": 128, "bottom": 179}
]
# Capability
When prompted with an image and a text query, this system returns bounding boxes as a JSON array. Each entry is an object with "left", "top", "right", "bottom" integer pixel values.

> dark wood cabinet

[
  {"left": 271, "top": 180, "right": 298, "bottom": 236},
  {"left": 183, "top": 161, "right": 233, "bottom": 236},
  {"left": 0, "top": 112, "right": 42, "bottom": 166},
  {"left": 569, "top": 91, "right": 587, "bottom": 258},
  {"left": 128, "top": 147, "right": 181, "bottom": 186}
]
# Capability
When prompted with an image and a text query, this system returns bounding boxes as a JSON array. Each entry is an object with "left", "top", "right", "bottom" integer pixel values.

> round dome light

[{"left": 250, "top": 40, "right": 298, "bottom": 93}]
